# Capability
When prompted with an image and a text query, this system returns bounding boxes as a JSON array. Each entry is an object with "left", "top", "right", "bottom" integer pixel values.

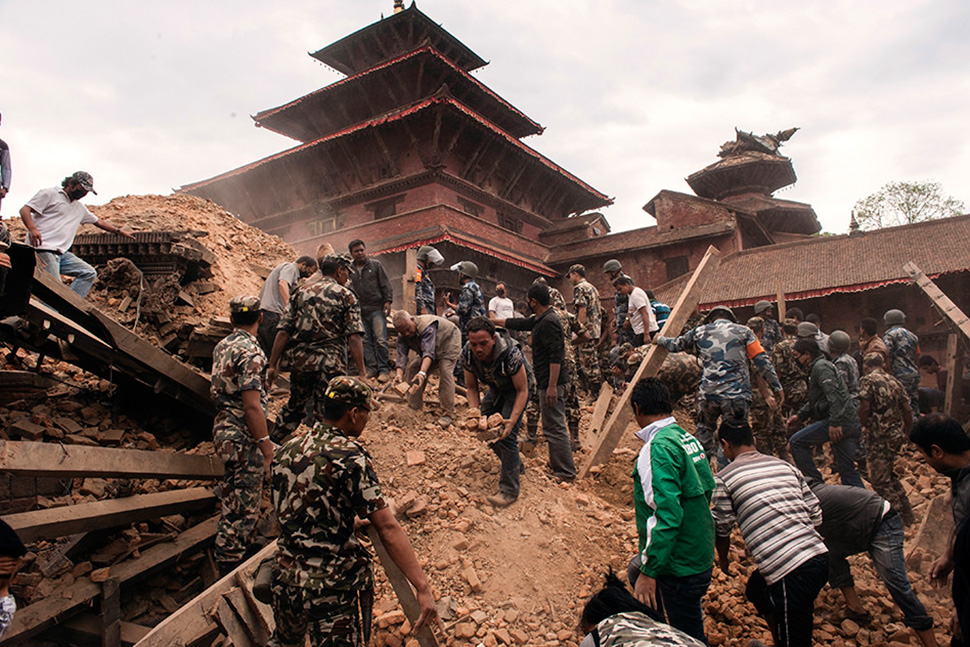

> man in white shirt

[
  {"left": 614, "top": 275, "right": 657, "bottom": 346},
  {"left": 20, "top": 172, "right": 134, "bottom": 296},
  {"left": 488, "top": 282, "right": 515, "bottom": 320}
]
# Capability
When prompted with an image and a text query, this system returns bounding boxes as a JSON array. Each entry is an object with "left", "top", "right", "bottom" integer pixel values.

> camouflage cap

[
  {"left": 322, "top": 253, "right": 352, "bottom": 268},
  {"left": 229, "top": 295, "right": 260, "bottom": 314},
  {"left": 567, "top": 264, "right": 586, "bottom": 276},
  {"left": 325, "top": 376, "right": 375, "bottom": 411},
  {"left": 70, "top": 171, "right": 97, "bottom": 195}
]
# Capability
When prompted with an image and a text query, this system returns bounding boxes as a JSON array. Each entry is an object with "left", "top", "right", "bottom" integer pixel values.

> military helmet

[
  {"left": 603, "top": 259, "right": 622, "bottom": 274},
  {"left": 883, "top": 309, "right": 906, "bottom": 325},
  {"left": 829, "top": 330, "right": 851, "bottom": 353},
  {"left": 416, "top": 245, "right": 444, "bottom": 266},
  {"left": 229, "top": 295, "right": 260, "bottom": 314},
  {"left": 705, "top": 305, "right": 737, "bottom": 323},
  {"left": 754, "top": 300, "right": 773, "bottom": 315},
  {"left": 796, "top": 321, "right": 819, "bottom": 338},
  {"left": 456, "top": 260, "right": 479, "bottom": 278}
]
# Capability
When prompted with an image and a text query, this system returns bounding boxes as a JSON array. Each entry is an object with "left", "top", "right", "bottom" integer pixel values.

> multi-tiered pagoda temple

[{"left": 181, "top": 2, "right": 612, "bottom": 306}]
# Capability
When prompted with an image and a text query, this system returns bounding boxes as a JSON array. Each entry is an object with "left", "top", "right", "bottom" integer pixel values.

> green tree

[{"left": 853, "top": 181, "right": 964, "bottom": 230}]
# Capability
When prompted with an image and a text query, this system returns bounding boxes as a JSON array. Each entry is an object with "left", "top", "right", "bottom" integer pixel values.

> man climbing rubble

[
  {"left": 270, "top": 377, "right": 444, "bottom": 647},
  {"left": 461, "top": 316, "right": 534, "bottom": 508},
  {"left": 256, "top": 256, "right": 317, "bottom": 355},
  {"left": 883, "top": 308, "right": 921, "bottom": 416},
  {"left": 567, "top": 264, "right": 603, "bottom": 400},
  {"left": 267, "top": 253, "right": 365, "bottom": 440},
  {"left": 210, "top": 295, "right": 273, "bottom": 576}
]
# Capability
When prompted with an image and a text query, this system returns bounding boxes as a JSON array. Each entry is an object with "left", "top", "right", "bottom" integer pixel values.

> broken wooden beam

[
  {"left": 366, "top": 525, "right": 439, "bottom": 647},
  {"left": 0, "top": 440, "right": 223, "bottom": 480},
  {"left": 133, "top": 541, "right": 277, "bottom": 647},
  {"left": 904, "top": 261, "right": 970, "bottom": 341},
  {"left": 62, "top": 614, "right": 151, "bottom": 647},
  {"left": 584, "top": 382, "right": 614, "bottom": 448},
  {"left": 944, "top": 333, "right": 962, "bottom": 417},
  {"left": 3, "top": 488, "right": 217, "bottom": 543},
  {"left": 2, "top": 516, "right": 218, "bottom": 645},
  {"left": 579, "top": 246, "right": 721, "bottom": 478}
]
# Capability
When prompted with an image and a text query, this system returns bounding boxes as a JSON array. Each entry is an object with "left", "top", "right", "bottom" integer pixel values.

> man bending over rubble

[
  {"left": 392, "top": 310, "right": 460, "bottom": 428},
  {"left": 210, "top": 296, "right": 273, "bottom": 576},
  {"left": 271, "top": 377, "right": 444, "bottom": 647},
  {"left": 461, "top": 316, "right": 534, "bottom": 508}
]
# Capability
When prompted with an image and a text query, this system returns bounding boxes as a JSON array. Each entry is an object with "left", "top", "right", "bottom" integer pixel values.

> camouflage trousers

[
  {"left": 750, "top": 403, "right": 791, "bottom": 462},
  {"left": 277, "top": 369, "right": 332, "bottom": 439},
  {"left": 696, "top": 397, "right": 749, "bottom": 458},
  {"left": 865, "top": 426, "right": 915, "bottom": 524},
  {"left": 213, "top": 424, "right": 264, "bottom": 565},
  {"left": 270, "top": 576, "right": 363, "bottom": 647},
  {"left": 576, "top": 341, "right": 602, "bottom": 398},
  {"left": 897, "top": 374, "right": 921, "bottom": 417},
  {"left": 525, "top": 360, "right": 581, "bottom": 445}
]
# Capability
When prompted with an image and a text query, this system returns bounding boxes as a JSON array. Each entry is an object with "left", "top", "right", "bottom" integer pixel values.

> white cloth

[
  {"left": 488, "top": 296, "right": 515, "bottom": 320},
  {"left": 0, "top": 594, "right": 16, "bottom": 641},
  {"left": 24, "top": 187, "right": 98, "bottom": 253},
  {"left": 627, "top": 287, "right": 657, "bottom": 335}
]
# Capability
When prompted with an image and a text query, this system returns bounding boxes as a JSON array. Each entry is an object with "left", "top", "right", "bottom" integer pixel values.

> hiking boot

[
  {"left": 377, "top": 372, "right": 390, "bottom": 383},
  {"left": 486, "top": 492, "right": 517, "bottom": 508}
]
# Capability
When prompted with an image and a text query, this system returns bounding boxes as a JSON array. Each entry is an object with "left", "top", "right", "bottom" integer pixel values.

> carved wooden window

[
  {"left": 498, "top": 213, "right": 523, "bottom": 233},
  {"left": 366, "top": 194, "right": 406, "bottom": 220},
  {"left": 664, "top": 255, "right": 690, "bottom": 281}
]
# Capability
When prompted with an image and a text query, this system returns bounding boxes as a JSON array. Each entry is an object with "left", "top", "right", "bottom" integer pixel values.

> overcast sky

[{"left": 1, "top": 0, "right": 967, "bottom": 235}]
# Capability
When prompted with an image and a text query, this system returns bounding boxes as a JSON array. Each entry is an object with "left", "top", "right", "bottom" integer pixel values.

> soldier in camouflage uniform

[
  {"left": 858, "top": 352, "right": 916, "bottom": 525},
  {"left": 210, "top": 295, "right": 274, "bottom": 575},
  {"left": 771, "top": 318, "right": 808, "bottom": 419},
  {"left": 746, "top": 317, "right": 790, "bottom": 462},
  {"left": 443, "top": 260, "right": 485, "bottom": 338},
  {"left": 267, "top": 254, "right": 366, "bottom": 440},
  {"left": 270, "top": 377, "right": 443, "bottom": 647},
  {"left": 414, "top": 245, "right": 443, "bottom": 315},
  {"left": 655, "top": 306, "right": 782, "bottom": 457},
  {"left": 567, "top": 264, "right": 603, "bottom": 398},
  {"left": 604, "top": 259, "right": 635, "bottom": 346},
  {"left": 883, "top": 309, "right": 921, "bottom": 416},
  {"left": 830, "top": 330, "right": 868, "bottom": 476},
  {"left": 621, "top": 345, "right": 702, "bottom": 406},
  {"left": 753, "top": 300, "right": 783, "bottom": 354}
]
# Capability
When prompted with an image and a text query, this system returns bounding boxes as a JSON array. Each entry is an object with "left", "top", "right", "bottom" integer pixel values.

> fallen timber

[
  {"left": 0, "top": 267, "right": 215, "bottom": 419},
  {"left": 579, "top": 246, "right": 721, "bottom": 478}
]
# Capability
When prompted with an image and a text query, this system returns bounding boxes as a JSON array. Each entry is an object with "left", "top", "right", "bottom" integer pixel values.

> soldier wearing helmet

[
  {"left": 443, "top": 260, "right": 486, "bottom": 345},
  {"left": 567, "top": 264, "right": 604, "bottom": 399},
  {"left": 753, "top": 300, "right": 783, "bottom": 353},
  {"left": 654, "top": 304, "right": 783, "bottom": 458},
  {"left": 828, "top": 330, "right": 860, "bottom": 407},
  {"left": 414, "top": 245, "right": 444, "bottom": 315},
  {"left": 882, "top": 309, "right": 921, "bottom": 415},
  {"left": 604, "top": 259, "right": 635, "bottom": 346}
]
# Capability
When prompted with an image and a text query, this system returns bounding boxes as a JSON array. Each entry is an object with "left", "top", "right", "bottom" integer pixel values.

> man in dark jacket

[
  {"left": 788, "top": 338, "right": 865, "bottom": 487},
  {"left": 810, "top": 480, "right": 937, "bottom": 647},
  {"left": 349, "top": 240, "right": 394, "bottom": 382}
]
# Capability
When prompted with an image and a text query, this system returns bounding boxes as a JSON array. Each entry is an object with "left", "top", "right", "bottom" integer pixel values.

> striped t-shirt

[{"left": 712, "top": 451, "right": 827, "bottom": 585}]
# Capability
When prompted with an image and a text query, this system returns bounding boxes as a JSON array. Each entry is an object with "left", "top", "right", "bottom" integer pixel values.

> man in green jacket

[
  {"left": 627, "top": 377, "right": 715, "bottom": 644},
  {"left": 788, "top": 338, "right": 866, "bottom": 487}
]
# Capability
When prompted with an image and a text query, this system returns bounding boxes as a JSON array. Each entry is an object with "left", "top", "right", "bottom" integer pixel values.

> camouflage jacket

[
  {"left": 549, "top": 286, "right": 567, "bottom": 311},
  {"left": 583, "top": 611, "right": 705, "bottom": 647},
  {"left": 573, "top": 279, "right": 602, "bottom": 340},
  {"left": 278, "top": 276, "right": 364, "bottom": 375},
  {"left": 761, "top": 317, "right": 783, "bottom": 354},
  {"left": 657, "top": 319, "right": 781, "bottom": 400},
  {"left": 771, "top": 338, "right": 808, "bottom": 403},
  {"left": 272, "top": 422, "right": 386, "bottom": 591},
  {"left": 612, "top": 272, "right": 633, "bottom": 328},
  {"left": 883, "top": 326, "right": 920, "bottom": 380},
  {"left": 210, "top": 329, "right": 267, "bottom": 431},
  {"left": 555, "top": 307, "right": 585, "bottom": 363},
  {"left": 416, "top": 264, "right": 435, "bottom": 314},
  {"left": 859, "top": 368, "right": 908, "bottom": 437},
  {"left": 457, "top": 279, "right": 486, "bottom": 329},
  {"left": 833, "top": 352, "right": 861, "bottom": 405}
]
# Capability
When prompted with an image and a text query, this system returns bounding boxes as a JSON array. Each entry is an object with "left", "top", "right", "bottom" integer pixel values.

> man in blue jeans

[
  {"left": 787, "top": 338, "right": 865, "bottom": 487},
  {"left": 20, "top": 172, "right": 134, "bottom": 297},
  {"left": 461, "top": 317, "right": 533, "bottom": 508},
  {"left": 348, "top": 239, "right": 393, "bottom": 382},
  {"left": 809, "top": 480, "right": 938, "bottom": 647}
]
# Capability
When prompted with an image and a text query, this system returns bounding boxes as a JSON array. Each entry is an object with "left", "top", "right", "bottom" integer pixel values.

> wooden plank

[
  {"left": 366, "top": 526, "right": 439, "bottom": 647},
  {"left": 944, "top": 333, "right": 961, "bottom": 417},
  {"left": 904, "top": 261, "right": 970, "bottom": 342},
  {"left": 232, "top": 572, "right": 274, "bottom": 644},
  {"left": 215, "top": 596, "right": 254, "bottom": 647},
  {"left": 223, "top": 587, "right": 269, "bottom": 645},
  {"left": 776, "top": 287, "right": 786, "bottom": 321},
  {"left": 585, "top": 382, "right": 614, "bottom": 447},
  {"left": 4, "top": 488, "right": 216, "bottom": 543},
  {"left": 3, "top": 516, "right": 218, "bottom": 646},
  {"left": 0, "top": 440, "right": 223, "bottom": 480},
  {"left": 579, "top": 247, "right": 722, "bottom": 478},
  {"left": 133, "top": 541, "right": 277, "bottom": 647},
  {"left": 62, "top": 615, "right": 150, "bottom": 646},
  {"left": 102, "top": 578, "right": 122, "bottom": 647},
  {"left": 404, "top": 247, "right": 418, "bottom": 314}
]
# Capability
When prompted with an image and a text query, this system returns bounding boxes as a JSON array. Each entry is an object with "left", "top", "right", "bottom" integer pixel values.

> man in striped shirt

[{"left": 713, "top": 420, "right": 829, "bottom": 647}]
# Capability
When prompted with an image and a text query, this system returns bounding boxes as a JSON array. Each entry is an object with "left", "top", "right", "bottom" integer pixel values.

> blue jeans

[
  {"left": 829, "top": 512, "right": 933, "bottom": 630},
  {"left": 37, "top": 250, "right": 97, "bottom": 297},
  {"left": 361, "top": 309, "right": 390, "bottom": 374},
  {"left": 481, "top": 387, "right": 522, "bottom": 498},
  {"left": 627, "top": 555, "right": 711, "bottom": 645},
  {"left": 789, "top": 419, "right": 865, "bottom": 487}
]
